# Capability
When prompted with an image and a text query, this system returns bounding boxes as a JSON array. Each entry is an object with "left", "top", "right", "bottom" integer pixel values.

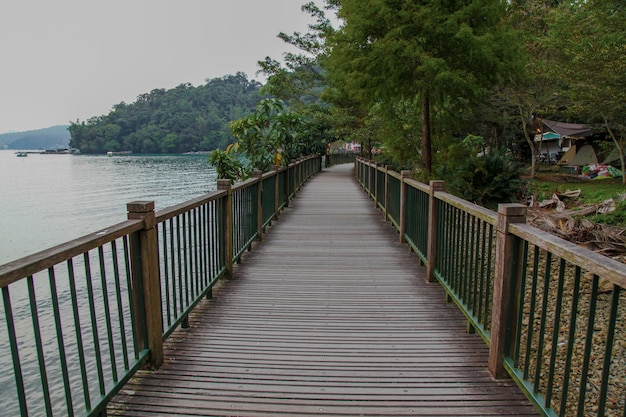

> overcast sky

[{"left": 0, "top": 0, "right": 326, "bottom": 133}]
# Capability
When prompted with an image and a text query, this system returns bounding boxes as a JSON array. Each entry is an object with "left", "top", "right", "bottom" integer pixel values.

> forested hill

[
  {"left": 0, "top": 125, "right": 70, "bottom": 150},
  {"left": 69, "top": 73, "right": 266, "bottom": 154}
]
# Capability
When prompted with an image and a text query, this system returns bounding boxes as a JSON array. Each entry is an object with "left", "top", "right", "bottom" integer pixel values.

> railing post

[
  {"left": 489, "top": 203, "right": 527, "bottom": 379},
  {"left": 373, "top": 162, "right": 379, "bottom": 205},
  {"left": 399, "top": 170, "right": 411, "bottom": 243},
  {"left": 365, "top": 160, "right": 370, "bottom": 194},
  {"left": 253, "top": 170, "right": 263, "bottom": 241},
  {"left": 273, "top": 165, "right": 280, "bottom": 219},
  {"left": 127, "top": 201, "right": 163, "bottom": 368},
  {"left": 383, "top": 165, "right": 392, "bottom": 220},
  {"left": 217, "top": 180, "right": 234, "bottom": 280},
  {"left": 426, "top": 181, "right": 445, "bottom": 283},
  {"left": 295, "top": 158, "right": 301, "bottom": 192},
  {"left": 361, "top": 158, "right": 365, "bottom": 186},
  {"left": 285, "top": 162, "right": 292, "bottom": 207},
  {"left": 366, "top": 160, "right": 371, "bottom": 193}
]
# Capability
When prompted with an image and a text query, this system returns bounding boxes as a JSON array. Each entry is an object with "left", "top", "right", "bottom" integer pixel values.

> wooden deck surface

[{"left": 108, "top": 164, "right": 539, "bottom": 417}]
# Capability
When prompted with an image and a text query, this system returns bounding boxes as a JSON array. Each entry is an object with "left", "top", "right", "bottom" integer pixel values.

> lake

[
  {"left": 0, "top": 150, "right": 218, "bottom": 265},
  {"left": 0, "top": 150, "right": 219, "bottom": 416}
]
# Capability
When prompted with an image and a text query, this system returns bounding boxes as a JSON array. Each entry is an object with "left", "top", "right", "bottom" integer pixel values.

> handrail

[
  {"left": 0, "top": 219, "right": 144, "bottom": 287},
  {"left": 0, "top": 155, "right": 322, "bottom": 417},
  {"left": 435, "top": 190, "right": 498, "bottom": 226},
  {"left": 156, "top": 190, "right": 227, "bottom": 223},
  {"left": 509, "top": 222, "right": 626, "bottom": 287},
  {"left": 355, "top": 156, "right": 626, "bottom": 417}
]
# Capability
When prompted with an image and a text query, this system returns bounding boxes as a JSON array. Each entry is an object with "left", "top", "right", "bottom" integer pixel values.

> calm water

[
  {"left": 0, "top": 150, "right": 217, "bottom": 265},
  {"left": 0, "top": 150, "right": 218, "bottom": 416}
]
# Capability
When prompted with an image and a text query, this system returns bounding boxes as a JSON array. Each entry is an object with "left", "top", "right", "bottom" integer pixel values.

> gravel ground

[{"left": 516, "top": 251, "right": 625, "bottom": 417}]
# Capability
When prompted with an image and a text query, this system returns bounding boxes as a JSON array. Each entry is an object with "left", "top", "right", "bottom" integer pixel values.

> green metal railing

[
  {"left": 376, "top": 167, "right": 386, "bottom": 210},
  {"left": 0, "top": 155, "right": 321, "bottom": 417},
  {"left": 261, "top": 172, "right": 277, "bottom": 229},
  {"left": 433, "top": 195, "right": 497, "bottom": 341},
  {"left": 232, "top": 179, "right": 259, "bottom": 263},
  {"left": 155, "top": 194, "right": 227, "bottom": 338},
  {"left": 277, "top": 168, "right": 288, "bottom": 212},
  {"left": 0, "top": 221, "right": 148, "bottom": 417},
  {"left": 404, "top": 179, "right": 430, "bottom": 263},
  {"left": 503, "top": 225, "right": 626, "bottom": 417},
  {"left": 386, "top": 172, "right": 402, "bottom": 230},
  {"left": 355, "top": 157, "right": 626, "bottom": 417},
  {"left": 327, "top": 153, "right": 356, "bottom": 166}
]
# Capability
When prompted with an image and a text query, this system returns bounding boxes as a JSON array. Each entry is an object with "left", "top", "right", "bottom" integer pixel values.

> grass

[{"left": 527, "top": 165, "right": 626, "bottom": 226}]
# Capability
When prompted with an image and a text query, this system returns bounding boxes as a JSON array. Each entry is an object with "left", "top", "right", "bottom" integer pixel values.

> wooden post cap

[
  {"left": 217, "top": 179, "right": 232, "bottom": 190},
  {"left": 127, "top": 201, "right": 155, "bottom": 213},
  {"left": 429, "top": 180, "right": 445, "bottom": 192},
  {"left": 497, "top": 203, "right": 527, "bottom": 217}
]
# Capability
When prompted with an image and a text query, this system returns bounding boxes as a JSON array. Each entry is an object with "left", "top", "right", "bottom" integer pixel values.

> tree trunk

[
  {"left": 518, "top": 105, "right": 536, "bottom": 178},
  {"left": 421, "top": 91, "right": 432, "bottom": 174},
  {"left": 603, "top": 114, "right": 626, "bottom": 185}
]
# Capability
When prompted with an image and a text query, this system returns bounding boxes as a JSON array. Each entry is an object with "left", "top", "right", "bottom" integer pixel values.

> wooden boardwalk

[{"left": 109, "top": 164, "right": 539, "bottom": 417}]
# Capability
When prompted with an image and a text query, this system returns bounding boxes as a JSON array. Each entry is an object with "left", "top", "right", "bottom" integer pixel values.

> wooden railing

[
  {"left": 0, "top": 155, "right": 321, "bottom": 417},
  {"left": 326, "top": 152, "right": 357, "bottom": 167},
  {"left": 356, "top": 157, "right": 626, "bottom": 417}
]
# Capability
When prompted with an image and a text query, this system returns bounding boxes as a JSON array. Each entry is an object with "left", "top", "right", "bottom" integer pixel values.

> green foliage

[
  {"left": 208, "top": 149, "right": 248, "bottom": 182},
  {"left": 529, "top": 177, "right": 626, "bottom": 204},
  {"left": 229, "top": 99, "right": 288, "bottom": 172},
  {"left": 258, "top": 2, "right": 338, "bottom": 153},
  {"left": 69, "top": 73, "right": 264, "bottom": 154},
  {"left": 228, "top": 98, "right": 324, "bottom": 173},
  {"left": 324, "top": 0, "right": 523, "bottom": 173},
  {"left": 438, "top": 136, "right": 524, "bottom": 209}
]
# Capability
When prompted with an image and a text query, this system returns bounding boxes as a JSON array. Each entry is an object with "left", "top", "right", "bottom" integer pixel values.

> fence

[
  {"left": 0, "top": 155, "right": 321, "bottom": 417},
  {"left": 326, "top": 152, "right": 356, "bottom": 167},
  {"left": 356, "top": 157, "right": 626, "bottom": 417}
]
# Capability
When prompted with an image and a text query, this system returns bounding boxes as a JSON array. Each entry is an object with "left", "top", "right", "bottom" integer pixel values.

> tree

[
  {"left": 547, "top": 0, "right": 626, "bottom": 183},
  {"left": 208, "top": 149, "right": 247, "bottom": 182},
  {"left": 436, "top": 134, "right": 524, "bottom": 209},
  {"left": 325, "top": 0, "right": 522, "bottom": 175},
  {"left": 488, "top": 0, "right": 567, "bottom": 178},
  {"left": 69, "top": 73, "right": 264, "bottom": 154},
  {"left": 258, "top": 2, "right": 338, "bottom": 153},
  {"left": 229, "top": 99, "right": 307, "bottom": 173},
  {"left": 258, "top": 2, "right": 335, "bottom": 110}
]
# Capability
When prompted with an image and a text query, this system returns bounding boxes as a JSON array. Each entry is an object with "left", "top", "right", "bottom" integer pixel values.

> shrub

[{"left": 438, "top": 136, "right": 525, "bottom": 209}]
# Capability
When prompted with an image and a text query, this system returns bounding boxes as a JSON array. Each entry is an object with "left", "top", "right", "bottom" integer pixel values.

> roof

[{"left": 542, "top": 119, "right": 593, "bottom": 138}]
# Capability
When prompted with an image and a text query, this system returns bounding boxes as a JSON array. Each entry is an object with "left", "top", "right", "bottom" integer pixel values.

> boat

[
  {"left": 15, "top": 152, "right": 28, "bottom": 157},
  {"left": 107, "top": 151, "right": 133, "bottom": 156}
]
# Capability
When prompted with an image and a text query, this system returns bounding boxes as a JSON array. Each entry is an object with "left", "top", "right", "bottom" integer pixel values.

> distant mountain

[{"left": 0, "top": 125, "right": 70, "bottom": 150}]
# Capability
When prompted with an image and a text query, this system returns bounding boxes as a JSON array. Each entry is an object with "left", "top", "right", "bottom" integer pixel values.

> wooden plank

[{"left": 109, "top": 164, "right": 539, "bottom": 417}]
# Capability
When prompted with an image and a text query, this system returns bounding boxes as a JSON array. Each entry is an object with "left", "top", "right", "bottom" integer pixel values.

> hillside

[
  {"left": 0, "top": 125, "right": 70, "bottom": 150},
  {"left": 69, "top": 73, "right": 266, "bottom": 154}
]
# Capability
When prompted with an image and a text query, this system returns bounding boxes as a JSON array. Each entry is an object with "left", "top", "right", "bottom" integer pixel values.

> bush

[
  {"left": 438, "top": 136, "right": 525, "bottom": 209},
  {"left": 208, "top": 149, "right": 249, "bottom": 182}
]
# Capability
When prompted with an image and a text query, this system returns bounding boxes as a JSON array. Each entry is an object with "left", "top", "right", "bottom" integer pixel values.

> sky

[{"left": 0, "top": 0, "right": 326, "bottom": 134}]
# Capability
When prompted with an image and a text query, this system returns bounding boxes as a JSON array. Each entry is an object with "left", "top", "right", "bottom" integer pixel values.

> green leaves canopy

[
  {"left": 226, "top": 99, "right": 310, "bottom": 175},
  {"left": 328, "top": 0, "right": 518, "bottom": 103},
  {"left": 325, "top": 0, "right": 522, "bottom": 172}
]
